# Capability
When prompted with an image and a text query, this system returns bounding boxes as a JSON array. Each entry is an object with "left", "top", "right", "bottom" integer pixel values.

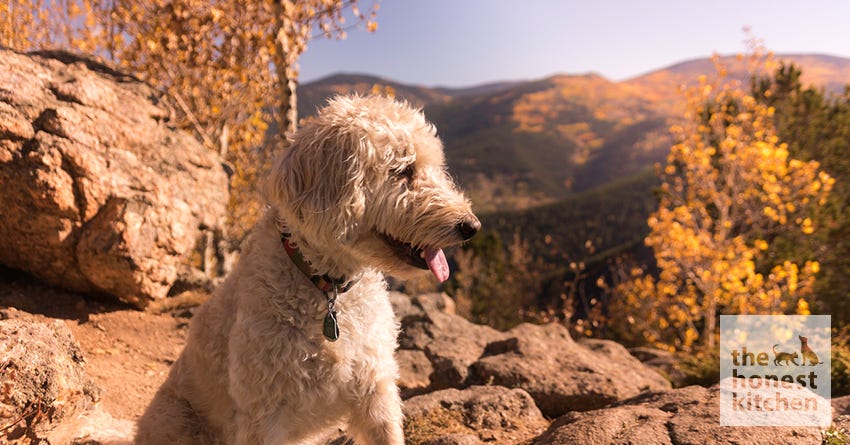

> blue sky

[{"left": 298, "top": 0, "right": 850, "bottom": 88}]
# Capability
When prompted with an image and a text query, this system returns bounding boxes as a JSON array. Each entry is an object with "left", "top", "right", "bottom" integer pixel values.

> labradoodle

[{"left": 135, "top": 95, "right": 480, "bottom": 445}]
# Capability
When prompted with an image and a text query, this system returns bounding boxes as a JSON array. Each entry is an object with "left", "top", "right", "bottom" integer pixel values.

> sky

[{"left": 298, "top": 0, "right": 850, "bottom": 88}]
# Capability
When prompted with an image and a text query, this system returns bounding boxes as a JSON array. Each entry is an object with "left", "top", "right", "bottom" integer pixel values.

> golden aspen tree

[
  {"left": 2, "top": 0, "right": 378, "bottom": 240},
  {"left": 99, "top": 0, "right": 377, "bottom": 238},
  {"left": 610, "top": 57, "right": 833, "bottom": 351},
  {"left": 0, "top": 0, "right": 100, "bottom": 51}
]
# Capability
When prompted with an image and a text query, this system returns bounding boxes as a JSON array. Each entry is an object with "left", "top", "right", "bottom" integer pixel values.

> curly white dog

[{"left": 135, "top": 95, "right": 480, "bottom": 445}]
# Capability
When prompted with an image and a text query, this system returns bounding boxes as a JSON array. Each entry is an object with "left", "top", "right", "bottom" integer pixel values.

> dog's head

[{"left": 264, "top": 95, "right": 479, "bottom": 282}]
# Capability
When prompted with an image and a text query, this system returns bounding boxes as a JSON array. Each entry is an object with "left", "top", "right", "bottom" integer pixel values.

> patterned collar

[{"left": 280, "top": 232, "right": 357, "bottom": 294}]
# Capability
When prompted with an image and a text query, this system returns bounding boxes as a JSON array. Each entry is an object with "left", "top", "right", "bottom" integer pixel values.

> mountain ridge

[
  {"left": 305, "top": 53, "right": 850, "bottom": 97},
  {"left": 300, "top": 53, "right": 850, "bottom": 212}
]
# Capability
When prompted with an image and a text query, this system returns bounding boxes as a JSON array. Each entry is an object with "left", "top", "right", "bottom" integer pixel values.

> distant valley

[{"left": 299, "top": 53, "right": 850, "bottom": 262}]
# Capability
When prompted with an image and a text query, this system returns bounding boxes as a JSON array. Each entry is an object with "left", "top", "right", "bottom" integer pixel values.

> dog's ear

[{"left": 263, "top": 122, "right": 368, "bottom": 244}]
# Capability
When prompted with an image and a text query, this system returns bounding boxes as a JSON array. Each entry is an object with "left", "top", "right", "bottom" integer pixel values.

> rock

[
  {"left": 533, "top": 385, "right": 823, "bottom": 445},
  {"left": 414, "top": 292, "right": 456, "bottom": 315},
  {"left": 833, "top": 395, "right": 850, "bottom": 415},
  {"left": 395, "top": 293, "right": 505, "bottom": 392},
  {"left": 390, "top": 291, "right": 423, "bottom": 324},
  {"left": 834, "top": 397, "right": 850, "bottom": 435},
  {"left": 0, "top": 49, "right": 228, "bottom": 307},
  {"left": 627, "top": 346, "right": 688, "bottom": 387},
  {"left": 397, "top": 349, "right": 434, "bottom": 399},
  {"left": 403, "top": 385, "right": 548, "bottom": 445},
  {"left": 47, "top": 404, "right": 135, "bottom": 445},
  {"left": 628, "top": 346, "right": 672, "bottom": 362},
  {"left": 469, "top": 323, "right": 671, "bottom": 418},
  {"left": 0, "top": 318, "right": 99, "bottom": 442}
]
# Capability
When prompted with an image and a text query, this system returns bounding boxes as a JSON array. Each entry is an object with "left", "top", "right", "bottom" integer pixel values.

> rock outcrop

[
  {"left": 628, "top": 346, "right": 689, "bottom": 387},
  {"left": 0, "top": 317, "right": 98, "bottom": 442},
  {"left": 468, "top": 322, "right": 672, "bottom": 418},
  {"left": 403, "top": 385, "right": 548, "bottom": 445},
  {"left": 1, "top": 289, "right": 843, "bottom": 445},
  {"left": 533, "top": 385, "right": 824, "bottom": 445},
  {"left": 0, "top": 316, "right": 132, "bottom": 444},
  {"left": 394, "top": 293, "right": 507, "bottom": 394},
  {"left": 0, "top": 49, "right": 229, "bottom": 307}
]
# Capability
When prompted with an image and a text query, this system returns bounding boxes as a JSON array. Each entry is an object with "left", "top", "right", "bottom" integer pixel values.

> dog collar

[
  {"left": 280, "top": 232, "right": 356, "bottom": 294},
  {"left": 280, "top": 232, "right": 358, "bottom": 342}
]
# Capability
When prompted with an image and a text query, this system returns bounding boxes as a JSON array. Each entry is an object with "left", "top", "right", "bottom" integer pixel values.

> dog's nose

[{"left": 457, "top": 217, "right": 481, "bottom": 241}]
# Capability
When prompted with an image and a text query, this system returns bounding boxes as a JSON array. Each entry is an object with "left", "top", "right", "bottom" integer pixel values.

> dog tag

[{"left": 323, "top": 310, "right": 339, "bottom": 342}]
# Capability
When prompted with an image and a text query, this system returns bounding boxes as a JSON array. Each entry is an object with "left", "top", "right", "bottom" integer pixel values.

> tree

[
  {"left": 1, "top": 0, "right": 101, "bottom": 51},
  {"left": 752, "top": 62, "right": 850, "bottom": 325},
  {"left": 3, "top": 0, "right": 379, "bottom": 239},
  {"left": 450, "top": 231, "right": 554, "bottom": 330},
  {"left": 102, "top": 0, "right": 377, "bottom": 239},
  {"left": 609, "top": 57, "right": 833, "bottom": 351}
]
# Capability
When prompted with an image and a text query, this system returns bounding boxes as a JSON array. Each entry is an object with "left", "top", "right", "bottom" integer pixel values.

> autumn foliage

[
  {"left": 2, "top": 0, "right": 378, "bottom": 241},
  {"left": 608, "top": 56, "right": 833, "bottom": 351}
]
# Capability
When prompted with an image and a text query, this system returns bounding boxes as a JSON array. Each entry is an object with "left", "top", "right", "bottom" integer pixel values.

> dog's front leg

[{"left": 347, "top": 378, "right": 404, "bottom": 445}]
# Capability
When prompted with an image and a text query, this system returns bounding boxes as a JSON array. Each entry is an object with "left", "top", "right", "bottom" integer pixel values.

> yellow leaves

[
  {"left": 366, "top": 20, "right": 378, "bottom": 32},
  {"left": 370, "top": 84, "right": 396, "bottom": 98},
  {"left": 800, "top": 217, "right": 814, "bottom": 234},
  {"left": 616, "top": 55, "right": 832, "bottom": 352},
  {"left": 210, "top": 7, "right": 224, "bottom": 23},
  {"left": 796, "top": 298, "right": 811, "bottom": 316},
  {"left": 807, "top": 261, "right": 821, "bottom": 274}
]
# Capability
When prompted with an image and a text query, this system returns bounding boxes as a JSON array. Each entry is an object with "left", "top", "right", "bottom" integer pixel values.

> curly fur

[{"left": 135, "top": 95, "right": 479, "bottom": 445}]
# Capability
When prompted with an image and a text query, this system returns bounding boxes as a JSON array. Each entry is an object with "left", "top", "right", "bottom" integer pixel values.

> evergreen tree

[{"left": 753, "top": 63, "right": 850, "bottom": 324}]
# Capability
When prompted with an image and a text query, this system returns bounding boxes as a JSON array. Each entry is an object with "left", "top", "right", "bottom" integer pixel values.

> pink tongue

[{"left": 425, "top": 248, "right": 450, "bottom": 283}]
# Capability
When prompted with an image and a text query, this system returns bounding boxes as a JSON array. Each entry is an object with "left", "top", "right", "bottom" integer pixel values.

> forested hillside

[{"left": 300, "top": 54, "right": 850, "bottom": 212}]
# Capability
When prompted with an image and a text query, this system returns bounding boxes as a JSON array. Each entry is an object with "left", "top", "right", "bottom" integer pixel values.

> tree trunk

[
  {"left": 278, "top": 61, "right": 298, "bottom": 139},
  {"left": 704, "top": 297, "right": 716, "bottom": 350},
  {"left": 271, "top": 0, "right": 298, "bottom": 146}
]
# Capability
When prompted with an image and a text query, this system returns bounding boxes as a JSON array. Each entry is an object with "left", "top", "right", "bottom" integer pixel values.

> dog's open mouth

[{"left": 377, "top": 232, "right": 450, "bottom": 283}]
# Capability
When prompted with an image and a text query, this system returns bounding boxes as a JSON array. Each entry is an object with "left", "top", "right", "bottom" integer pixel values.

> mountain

[
  {"left": 299, "top": 53, "right": 850, "bottom": 213},
  {"left": 433, "top": 80, "right": 524, "bottom": 97},
  {"left": 423, "top": 73, "right": 669, "bottom": 208},
  {"left": 298, "top": 73, "right": 451, "bottom": 117},
  {"left": 301, "top": 72, "right": 671, "bottom": 210},
  {"left": 625, "top": 53, "right": 850, "bottom": 111}
]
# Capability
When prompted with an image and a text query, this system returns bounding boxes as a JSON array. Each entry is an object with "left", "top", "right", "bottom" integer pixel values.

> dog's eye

[{"left": 395, "top": 165, "right": 415, "bottom": 182}]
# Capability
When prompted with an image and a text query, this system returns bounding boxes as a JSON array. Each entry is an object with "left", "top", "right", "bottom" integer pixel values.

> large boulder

[
  {"left": 469, "top": 322, "right": 671, "bottom": 418},
  {"left": 0, "top": 49, "right": 228, "bottom": 307},
  {"left": 533, "top": 385, "right": 823, "bottom": 445},
  {"left": 403, "top": 385, "right": 548, "bottom": 445}
]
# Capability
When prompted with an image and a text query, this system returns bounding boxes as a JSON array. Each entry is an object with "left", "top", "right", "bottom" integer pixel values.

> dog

[
  {"left": 135, "top": 95, "right": 480, "bottom": 444},
  {"left": 800, "top": 335, "right": 820, "bottom": 365},
  {"left": 772, "top": 344, "right": 799, "bottom": 366}
]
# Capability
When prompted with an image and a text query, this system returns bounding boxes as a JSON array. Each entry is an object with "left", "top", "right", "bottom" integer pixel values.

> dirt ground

[{"left": 0, "top": 267, "right": 196, "bottom": 421}]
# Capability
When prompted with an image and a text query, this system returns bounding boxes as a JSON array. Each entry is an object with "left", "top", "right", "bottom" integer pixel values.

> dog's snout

[{"left": 457, "top": 217, "right": 481, "bottom": 241}]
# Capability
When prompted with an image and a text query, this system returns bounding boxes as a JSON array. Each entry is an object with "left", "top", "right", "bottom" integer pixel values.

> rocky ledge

[
  {"left": 0, "top": 49, "right": 229, "bottom": 307},
  {"left": 1, "top": 291, "right": 848, "bottom": 445}
]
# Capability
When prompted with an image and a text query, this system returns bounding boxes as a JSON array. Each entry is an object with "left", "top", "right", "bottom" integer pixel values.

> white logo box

[{"left": 719, "top": 315, "right": 831, "bottom": 427}]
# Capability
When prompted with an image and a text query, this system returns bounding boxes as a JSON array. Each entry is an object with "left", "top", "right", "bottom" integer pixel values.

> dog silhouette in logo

[
  {"left": 799, "top": 335, "right": 821, "bottom": 365},
  {"left": 773, "top": 344, "right": 799, "bottom": 366}
]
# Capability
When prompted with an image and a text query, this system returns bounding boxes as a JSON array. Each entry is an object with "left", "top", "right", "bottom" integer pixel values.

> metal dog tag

[{"left": 323, "top": 310, "right": 339, "bottom": 342}]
